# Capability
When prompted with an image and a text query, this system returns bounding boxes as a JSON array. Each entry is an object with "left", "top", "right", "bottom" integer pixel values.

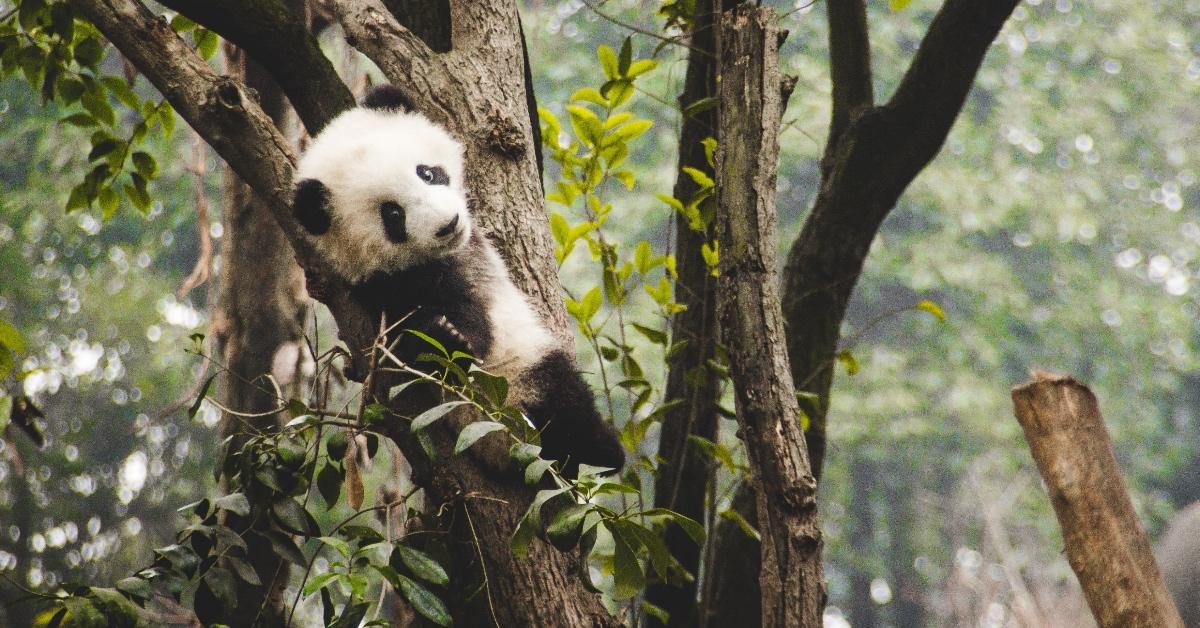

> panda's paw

[{"left": 433, "top": 315, "right": 474, "bottom": 356}]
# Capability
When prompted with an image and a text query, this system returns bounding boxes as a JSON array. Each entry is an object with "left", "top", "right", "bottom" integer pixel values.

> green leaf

[
  {"left": 609, "top": 524, "right": 645, "bottom": 599},
  {"left": 618, "top": 37, "right": 633, "bottom": 76},
  {"left": 597, "top": 44, "right": 619, "bottom": 80},
  {"left": 404, "top": 328, "right": 448, "bottom": 357},
  {"left": 581, "top": 287, "right": 602, "bottom": 322},
  {"left": 626, "top": 59, "right": 658, "bottom": 78},
  {"left": 836, "top": 350, "right": 860, "bottom": 376},
  {"left": 683, "top": 96, "right": 718, "bottom": 118},
  {"left": 73, "top": 37, "right": 104, "bottom": 68},
  {"left": 204, "top": 565, "right": 238, "bottom": 609},
  {"left": 302, "top": 572, "right": 340, "bottom": 597},
  {"left": 195, "top": 28, "right": 219, "bottom": 60},
  {"left": 260, "top": 530, "right": 306, "bottom": 566},
  {"left": 631, "top": 323, "right": 667, "bottom": 346},
  {"left": 393, "top": 545, "right": 450, "bottom": 587},
  {"left": 116, "top": 576, "right": 152, "bottom": 601},
  {"left": 331, "top": 602, "right": 370, "bottom": 628},
  {"left": 131, "top": 151, "right": 157, "bottom": 178},
  {"left": 98, "top": 187, "right": 119, "bottom": 220},
  {"left": 570, "top": 87, "right": 607, "bottom": 107},
  {"left": 87, "top": 138, "right": 121, "bottom": 162},
  {"left": 566, "top": 104, "right": 602, "bottom": 146},
  {"left": 101, "top": 75, "right": 139, "bottom": 110},
  {"left": 510, "top": 487, "right": 570, "bottom": 558},
  {"left": 454, "top": 421, "right": 505, "bottom": 454},
  {"left": 549, "top": 212, "right": 570, "bottom": 245},
  {"left": 681, "top": 166, "right": 714, "bottom": 189},
  {"left": 719, "top": 508, "right": 761, "bottom": 542},
  {"left": 655, "top": 194, "right": 684, "bottom": 212},
  {"left": 524, "top": 458, "right": 555, "bottom": 485},
  {"left": 61, "top": 112, "right": 97, "bottom": 127},
  {"left": 317, "top": 461, "right": 342, "bottom": 509},
  {"left": 397, "top": 575, "right": 453, "bottom": 626},
  {"left": 610, "top": 119, "right": 653, "bottom": 142},
  {"left": 889, "top": 0, "right": 915, "bottom": 10},
  {"left": 0, "top": 321, "right": 24, "bottom": 355},
  {"left": 411, "top": 400, "right": 472, "bottom": 431},
  {"left": 212, "top": 492, "right": 250, "bottom": 517},
  {"left": 914, "top": 299, "right": 947, "bottom": 322},
  {"left": 271, "top": 499, "right": 319, "bottom": 537},
  {"left": 317, "top": 535, "right": 352, "bottom": 558},
  {"left": 546, "top": 503, "right": 590, "bottom": 551}
]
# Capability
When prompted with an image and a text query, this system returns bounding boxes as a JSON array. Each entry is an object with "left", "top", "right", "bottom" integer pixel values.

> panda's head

[{"left": 293, "top": 85, "right": 470, "bottom": 283}]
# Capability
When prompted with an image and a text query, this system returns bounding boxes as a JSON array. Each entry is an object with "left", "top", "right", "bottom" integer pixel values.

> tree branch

[
  {"left": 825, "top": 0, "right": 872, "bottom": 153},
  {"left": 333, "top": 0, "right": 441, "bottom": 109},
  {"left": 157, "top": 0, "right": 354, "bottom": 134},
  {"left": 883, "top": 0, "right": 1019, "bottom": 174}
]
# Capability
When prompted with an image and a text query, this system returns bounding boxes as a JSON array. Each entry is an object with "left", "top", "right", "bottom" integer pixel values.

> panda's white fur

[
  {"left": 292, "top": 86, "right": 625, "bottom": 473},
  {"left": 296, "top": 108, "right": 471, "bottom": 282}
]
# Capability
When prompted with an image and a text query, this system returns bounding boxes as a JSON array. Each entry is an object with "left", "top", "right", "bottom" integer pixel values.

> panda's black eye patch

[
  {"left": 380, "top": 201, "right": 407, "bottom": 243},
  {"left": 416, "top": 165, "right": 449, "bottom": 186}
]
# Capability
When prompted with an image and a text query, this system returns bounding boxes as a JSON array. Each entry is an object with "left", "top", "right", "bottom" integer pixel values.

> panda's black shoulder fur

[{"left": 352, "top": 233, "right": 495, "bottom": 365}]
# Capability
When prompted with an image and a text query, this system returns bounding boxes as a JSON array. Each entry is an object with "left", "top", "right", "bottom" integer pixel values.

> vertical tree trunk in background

[
  {"left": 715, "top": 6, "right": 824, "bottom": 626},
  {"left": 1011, "top": 372, "right": 1184, "bottom": 628},
  {"left": 647, "top": 0, "right": 732, "bottom": 624},
  {"left": 702, "top": 482, "right": 761, "bottom": 627},
  {"left": 210, "top": 39, "right": 309, "bottom": 628},
  {"left": 886, "top": 480, "right": 924, "bottom": 628},
  {"left": 847, "top": 457, "right": 877, "bottom": 628}
]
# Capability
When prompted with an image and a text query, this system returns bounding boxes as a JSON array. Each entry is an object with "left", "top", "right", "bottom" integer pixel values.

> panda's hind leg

[{"left": 522, "top": 350, "right": 625, "bottom": 477}]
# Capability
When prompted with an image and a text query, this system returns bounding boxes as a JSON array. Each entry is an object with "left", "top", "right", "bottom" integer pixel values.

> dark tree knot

[{"left": 483, "top": 107, "right": 527, "bottom": 159}]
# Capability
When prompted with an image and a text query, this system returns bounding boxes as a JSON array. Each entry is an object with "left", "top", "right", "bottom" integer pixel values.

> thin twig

[
  {"left": 579, "top": 0, "right": 704, "bottom": 55},
  {"left": 463, "top": 502, "right": 501, "bottom": 628},
  {"left": 178, "top": 130, "right": 213, "bottom": 298}
]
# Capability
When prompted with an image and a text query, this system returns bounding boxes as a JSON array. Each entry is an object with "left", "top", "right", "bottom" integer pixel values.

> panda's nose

[{"left": 436, "top": 214, "right": 460, "bottom": 238}]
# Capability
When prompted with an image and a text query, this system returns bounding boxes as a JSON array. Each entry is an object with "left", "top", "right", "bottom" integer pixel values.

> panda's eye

[{"left": 416, "top": 165, "right": 449, "bottom": 186}]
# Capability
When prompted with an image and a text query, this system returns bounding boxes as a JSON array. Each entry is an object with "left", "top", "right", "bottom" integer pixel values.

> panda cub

[{"left": 293, "top": 85, "right": 624, "bottom": 475}]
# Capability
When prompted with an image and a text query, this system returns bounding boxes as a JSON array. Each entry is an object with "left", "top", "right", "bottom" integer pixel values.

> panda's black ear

[
  {"left": 293, "top": 179, "right": 331, "bottom": 235},
  {"left": 362, "top": 85, "right": 414, "bottom": 112}
]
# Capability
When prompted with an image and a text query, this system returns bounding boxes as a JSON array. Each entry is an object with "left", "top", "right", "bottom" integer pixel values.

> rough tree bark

[
  {"left": 206, "top": 36, "right": 310, "bottom": 626},
  {"left": 1011, "top": 372, "right": 1184, "bottom": 628},
  {"left": 715, "top": 6, "right": 823, "bottom": 627},
  {"left": 646, "top": 1, "right": 733, "bottom": 625},
  {"left": 70, "top": 0, "right": 614, "bottom": 625}
]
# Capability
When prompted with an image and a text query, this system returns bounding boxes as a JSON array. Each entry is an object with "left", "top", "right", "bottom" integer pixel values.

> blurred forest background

[{"left": 2, "top": 0, "right": 1198, "bottom": 625}]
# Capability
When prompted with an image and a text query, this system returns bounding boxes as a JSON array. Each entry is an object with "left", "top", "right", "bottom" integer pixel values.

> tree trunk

[
  {"left": 208, "top": 38, "right": 309, "bottom": 628},
  {"left": 701, "top": 483, "right": 760, "bottom": 627},
  {"left": 646, "top": 0, "right": 732, "bottom": 624},
  {"left": 846, "top": 456, "right": 877, "bottom": 628},
  {"left": 715, "top": 6, "right": 824, "bottom": 626},
  {"left": 1011, "top": 371, "right": 1184, "bottom": 628}
]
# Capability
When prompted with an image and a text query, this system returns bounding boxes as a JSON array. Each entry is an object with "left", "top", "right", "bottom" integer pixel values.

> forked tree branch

[
  {"left": 333, "top": 0, "right": 442, "bottom": 110},
  {"left": 882, "top": 0, "right": 1019, "bottom": 179},
  {"left": 157, "top": 0, "right": 354, "bottom": 134}
]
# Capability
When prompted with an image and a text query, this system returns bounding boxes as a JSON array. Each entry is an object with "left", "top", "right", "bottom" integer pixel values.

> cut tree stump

[{"left": 1011, "top": 370, "right": 1183, "bottom": 628}]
